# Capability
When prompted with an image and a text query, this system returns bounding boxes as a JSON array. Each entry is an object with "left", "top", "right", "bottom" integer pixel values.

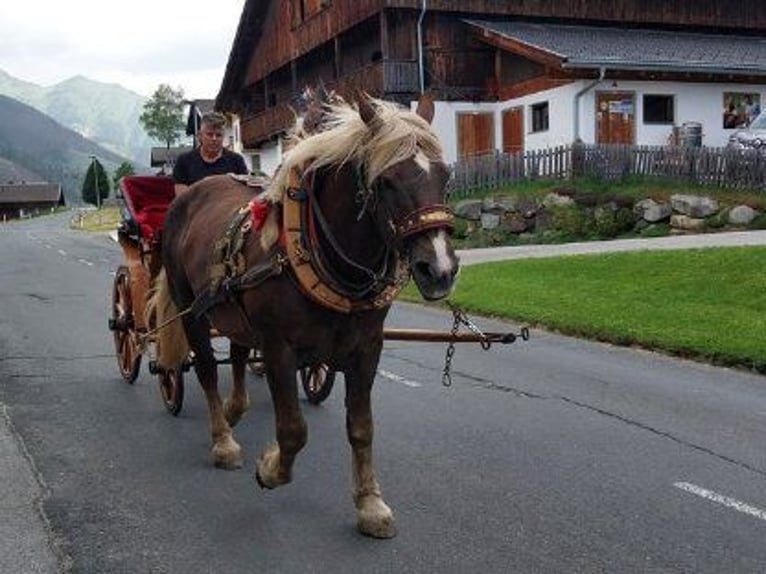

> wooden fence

[{"left": 449, "top": 144, "right": 766, "bottom": 198}]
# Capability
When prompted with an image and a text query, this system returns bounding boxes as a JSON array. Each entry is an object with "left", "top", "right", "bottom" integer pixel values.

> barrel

[{"left": 682, "top": 122, "right": 703, "bottom": 147}]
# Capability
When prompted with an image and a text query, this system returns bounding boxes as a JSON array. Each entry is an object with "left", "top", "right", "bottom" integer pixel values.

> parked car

[{"left": 728, "top": 111, "right": 766, "bottom": 151}]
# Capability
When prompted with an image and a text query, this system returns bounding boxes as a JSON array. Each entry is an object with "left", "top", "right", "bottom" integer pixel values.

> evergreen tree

[
  {"left": 139, "top": 84, "right": 185, "bottom": 150},
  {"left": 82, "top": 158, "right": 110, "bottom": 207}
]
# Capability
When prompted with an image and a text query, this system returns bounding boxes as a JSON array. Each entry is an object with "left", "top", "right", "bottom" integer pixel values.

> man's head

[{"left": 198, "top": 111, "right": 227, "bottom": 159}]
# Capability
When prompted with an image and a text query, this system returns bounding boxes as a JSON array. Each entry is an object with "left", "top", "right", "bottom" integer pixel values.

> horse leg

[
  {"left": 224, "top": 342, "right": 251, "bottom": 427},
  {"left": 185, "top": 321, "right": 242, "bottom": 469},
  {"left": 345, "top": 345, "right": 396, "bottom": 539},
  {"left": 254, "top": 344, "right": 306, "bottom": 489}
]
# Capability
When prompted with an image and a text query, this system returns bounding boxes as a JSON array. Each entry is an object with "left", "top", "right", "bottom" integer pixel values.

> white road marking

[
  {"left": 674, "top": 482, "right": 766, "bottom": 522},
  {"left": 378, "top": 369, "right": 422, "bottom": 388},
  {"left": 58, "top": 249, "right": 67, "bottom": 256},
  {"left": 77, "top": 258, "right": 94, "bottom": 266}
]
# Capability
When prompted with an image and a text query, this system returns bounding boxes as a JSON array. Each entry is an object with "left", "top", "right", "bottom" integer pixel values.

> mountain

[
  {"left": 0, "top": 70, "right": 153, "bottom": 168},
  {"left": 0, "top": 95, "right": 129, "bottom": 205}
]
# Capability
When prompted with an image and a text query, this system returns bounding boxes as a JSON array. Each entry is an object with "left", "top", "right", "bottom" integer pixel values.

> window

[
  {"left": 292, "top": 0, "right": 331, "bottom": 27},
  {"left": 530, "top": 101, "right": 549, "bottom": 133},
  {"left": 643, "top": 95, "right": 674, "bottom": 124}
]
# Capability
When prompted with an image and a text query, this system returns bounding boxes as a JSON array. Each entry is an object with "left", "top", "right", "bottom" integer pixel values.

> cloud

[{"left": 0, "top": 0, "right": 243, "bottom": 97}]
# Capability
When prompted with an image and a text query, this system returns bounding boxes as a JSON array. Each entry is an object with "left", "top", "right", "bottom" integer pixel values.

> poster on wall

[{"left": 723, "top": 92, "right": 761, "bottom": 129}]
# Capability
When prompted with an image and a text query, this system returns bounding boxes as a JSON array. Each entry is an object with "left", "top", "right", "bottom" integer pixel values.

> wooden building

[
  {"left": 0, "top": 182, "right": 64, "bottom": 220},
  {"left": 216, "top": 1, "right": 766, "bottom": 172}
]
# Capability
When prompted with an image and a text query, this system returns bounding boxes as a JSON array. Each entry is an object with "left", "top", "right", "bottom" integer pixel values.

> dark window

[
  {"left": 643, "top": 94, "right": 674, "bottom": 124},
  {"left": 292, "top": 0, "right": 331, "bottom": 27},
  {"left": 531, "top": 101, "right": 549, "bottom": 133},
  {"left": 267, "top": 93, "right": 277, "bottom": 107}
]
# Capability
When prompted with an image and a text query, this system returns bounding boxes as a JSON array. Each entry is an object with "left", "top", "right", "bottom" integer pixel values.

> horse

[{"left": 149, "top": 93, "right": 459, "bottom": 538}]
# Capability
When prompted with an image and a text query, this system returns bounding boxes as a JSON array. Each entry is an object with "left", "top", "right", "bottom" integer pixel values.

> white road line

[
  {"left": 77, "top": 258, "right": 94, "bottom": 266},
  {"left": 377, "top": 369, "right": 422, "bottom": 388},
  {"left": 674, "top": 481, "right": 766, "bottom": 522},
  {"left": 57, "top": 249, "right": 67, "bottom": 256}
]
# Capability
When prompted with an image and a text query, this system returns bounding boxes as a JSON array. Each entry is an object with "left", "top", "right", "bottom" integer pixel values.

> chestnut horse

[{"left": 150, "top": 94, "right": 458, "bottom": 538}]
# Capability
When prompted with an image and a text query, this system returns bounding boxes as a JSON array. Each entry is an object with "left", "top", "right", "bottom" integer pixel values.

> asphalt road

[{"left": 1, "top": 213, "right": 766, "bottom": 573}]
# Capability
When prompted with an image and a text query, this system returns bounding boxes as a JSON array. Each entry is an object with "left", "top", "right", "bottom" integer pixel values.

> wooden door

[
  {"left": 502, "top": 107, "right": 524, "bottom": 154},
  {"left": 457, "top": 112, "right": 494, "bottom": 158},
  {"left": 596, "top": 92, "right": 635, "bottom": 144}
]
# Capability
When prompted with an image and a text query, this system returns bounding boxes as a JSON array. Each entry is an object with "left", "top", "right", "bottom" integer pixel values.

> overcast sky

[{"left": 0, "top": 0, "right": 244, "bottom": 98}]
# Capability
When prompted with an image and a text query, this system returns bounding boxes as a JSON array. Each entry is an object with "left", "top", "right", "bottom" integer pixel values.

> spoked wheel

[
  {"left": 300, "top": 364, "right": 336, "bottom": 405},
  {"left": 110, "top": 265, "right": 141, "bottom": 383},
  {"left": 158, "top": 368, "right": 184, "bottom": 416}
]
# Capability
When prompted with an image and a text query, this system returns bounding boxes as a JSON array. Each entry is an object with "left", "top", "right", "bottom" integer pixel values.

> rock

[
  {"left": 634, "top": 198, "right": 672, "bottom": 223},
  {"left": 670, "top": 214, "right": 706, "bottom": 231},
  {"left": 480, "top": 212, "right": 500, "bottom": 229},
  {"left": 670, "top": 194, "right": 719, "bottom": 218},
  {"left": 501, "top": 212, "right": 531, "bottom": 233},
  {"left": 728, "top": 205, "right": 758, "bottom": 225},
  {"left": 454, "top": 199, "right": 483, "bottom": 221},
  {"left": 541, "top": 192, "right": 575, "bottom": 208}
]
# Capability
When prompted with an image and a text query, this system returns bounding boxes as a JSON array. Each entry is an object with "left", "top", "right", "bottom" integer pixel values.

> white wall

[{"left": 422, "top": 80, "right": 765, "bottom": 161}]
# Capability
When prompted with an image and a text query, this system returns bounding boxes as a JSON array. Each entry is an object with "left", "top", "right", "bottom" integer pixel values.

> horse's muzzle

[{"left": 409, "top": 229, "right": 459, "bottom": 301}]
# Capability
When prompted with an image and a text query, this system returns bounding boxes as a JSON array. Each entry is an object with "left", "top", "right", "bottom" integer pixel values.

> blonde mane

[
  {"left": 264, "top": 97, "right": 445, "bottom": 203},
  {"left": 256, "top": 97, "right": 444, "bottom": 251}
]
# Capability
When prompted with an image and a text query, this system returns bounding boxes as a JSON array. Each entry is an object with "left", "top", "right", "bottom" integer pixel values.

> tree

[
  {"left": 112, "top": 161, "right": 135, "bottom": 191},
  {"left": 139, "top": 84, "right": 186, "bottom": 150},
  {"left": 82, "top": 158, "right": 110, "bottom": 207}
]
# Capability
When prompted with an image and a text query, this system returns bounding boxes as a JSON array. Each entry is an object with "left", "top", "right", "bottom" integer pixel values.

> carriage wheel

[
  {"left": 158, "top": 368, "right": 184, "bottom": 416},
  {"left": 111, "top": 265, "right": 141, "bottom": 383},
  {"left": 300, "top": 364, "right": 336, "bottom": 405}
]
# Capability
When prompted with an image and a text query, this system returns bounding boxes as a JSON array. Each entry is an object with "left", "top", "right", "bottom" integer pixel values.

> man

[{"left": 173, "top": 111, "right": 248, "bottom": 196}]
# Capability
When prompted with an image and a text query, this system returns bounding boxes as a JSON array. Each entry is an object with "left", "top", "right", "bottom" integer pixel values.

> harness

[{"left": 190, "top": 163, "right": 454, "bottom": 317}]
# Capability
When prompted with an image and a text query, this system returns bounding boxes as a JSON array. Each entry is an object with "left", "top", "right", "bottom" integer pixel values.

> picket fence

[{"left": 449, "top": 144, "right": 766, "bottom": 199}]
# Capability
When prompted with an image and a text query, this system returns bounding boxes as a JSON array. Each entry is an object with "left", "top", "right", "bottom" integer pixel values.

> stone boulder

[
  {"left": 634, "top": 198, "right": 672, "bottom": 223},
  {"left": 454, "top": 199, "right": 483, "bottom": 221},
  {"left": 670, "top": 214, "right": 706, "bottom": 231},
  {"left": 670, "top": 194, "right": 719, "bottom": 218},
  {"left": 728, "top": 205, "right": 758, "bottom": 225}
]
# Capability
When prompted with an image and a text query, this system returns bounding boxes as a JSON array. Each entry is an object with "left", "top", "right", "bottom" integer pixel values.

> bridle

[{"left": 281, "top": 161, "right": 454, "bottom": 313}]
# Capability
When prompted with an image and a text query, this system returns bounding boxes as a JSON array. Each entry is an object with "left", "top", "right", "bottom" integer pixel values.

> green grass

[
  {"left": 402, "top": 247, "right": 766, "bottom": 373},
  {"left": 71, "top": 206, "right": 122, "bottom": 232}
]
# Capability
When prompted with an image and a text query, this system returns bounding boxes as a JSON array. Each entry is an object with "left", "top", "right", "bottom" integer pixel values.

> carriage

[{"left": 107, "top": 175, "right": 344, "bottom": 414}]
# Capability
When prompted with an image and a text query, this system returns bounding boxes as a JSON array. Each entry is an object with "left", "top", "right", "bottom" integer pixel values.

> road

[{"left": 1, "top": 213, "right": 766, "bottom": 573}]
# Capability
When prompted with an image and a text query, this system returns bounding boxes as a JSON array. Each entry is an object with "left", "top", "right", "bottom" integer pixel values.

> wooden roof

[
  {"left": 150, "top": 146, "right": 193, "bottom": 168},
  {"left": 0, "top": 182, "right": 63, "bottom": 204}
]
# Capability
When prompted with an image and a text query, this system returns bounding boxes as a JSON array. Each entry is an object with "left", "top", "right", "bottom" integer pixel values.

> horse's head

[{"left": 358, "top": 95, "right": 459, "bottom": 301}]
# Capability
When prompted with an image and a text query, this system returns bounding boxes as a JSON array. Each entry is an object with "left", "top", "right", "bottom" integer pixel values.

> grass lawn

[
  {"left": 402, "top": 246, "right": 766, "bottom": 373},
  {"left": 71, "top": 206, "right": 122, "bottom": 232}
]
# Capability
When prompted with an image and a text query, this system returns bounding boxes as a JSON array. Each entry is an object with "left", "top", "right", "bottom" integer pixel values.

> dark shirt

[{"left": 172, "top": 148, "right": 248, "bottom": 186}]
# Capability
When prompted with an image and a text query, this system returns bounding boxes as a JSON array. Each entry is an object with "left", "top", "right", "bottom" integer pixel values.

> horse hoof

[
  {"left": 212, "top": 439, "right": 242, "bottom": 470},
  {"left": 357, "top": 499, "right": 396, "bottom": 539},
  {"left": 254, "top": 470, "right": 273, "bottom": 490}
]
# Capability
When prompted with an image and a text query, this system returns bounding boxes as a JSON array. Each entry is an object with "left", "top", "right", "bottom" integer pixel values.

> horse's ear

[
  {"left": 356, "top": 91, "right": 377, "bottom": 126},
  {"left": 415, "top": 93, "right": 435, "bottom": 125},
  {"left": 316, "top": 79, "right": 330, "bottom": 103}
]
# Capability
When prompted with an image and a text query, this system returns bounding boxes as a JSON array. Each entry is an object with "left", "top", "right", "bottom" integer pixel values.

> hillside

[
  {"left": 0, "top": 95, "right": 130, "bottom": 205},
  {"left": 0, "top": 69, "right": 153, "bottom": 168}
]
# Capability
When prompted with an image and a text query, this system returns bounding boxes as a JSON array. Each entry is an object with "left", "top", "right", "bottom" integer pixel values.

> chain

[{"left": 441, "top": 307, "right": 461, "bottom": 387}]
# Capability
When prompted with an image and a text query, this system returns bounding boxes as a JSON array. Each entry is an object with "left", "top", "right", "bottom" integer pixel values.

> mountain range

[
  {"left": 0, "top": 70, "right": 163, "bottom": 206},
  {"left": 0, "top": 69, "right": 153, "bottom": 167},
  {"left": 0, "top": 95, "right": 128, "bottom": 205}
]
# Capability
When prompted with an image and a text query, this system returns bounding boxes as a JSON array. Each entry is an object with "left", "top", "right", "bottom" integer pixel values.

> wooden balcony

[{"left": 240, "top": 60, "right": 420, "bottom": 147}]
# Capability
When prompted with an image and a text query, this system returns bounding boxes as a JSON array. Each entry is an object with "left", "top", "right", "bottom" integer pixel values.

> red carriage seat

[{"left": 119, "top": 176, "right": 176, "bottom": 241}]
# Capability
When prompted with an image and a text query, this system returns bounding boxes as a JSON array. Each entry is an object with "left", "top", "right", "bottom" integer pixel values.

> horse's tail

[{"left": 146, "top": 268, "right": 190, "bottom": 370}]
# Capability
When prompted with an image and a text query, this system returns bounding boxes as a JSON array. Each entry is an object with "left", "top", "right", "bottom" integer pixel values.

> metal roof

[{"left": 464, "top": 20, "right": 766, "bottom": 75}]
